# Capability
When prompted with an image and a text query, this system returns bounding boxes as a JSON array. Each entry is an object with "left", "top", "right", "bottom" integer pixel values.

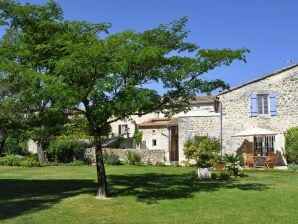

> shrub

[
  {"left": 288, "top": 163, "right": 298, "bottom": 172},
  {"left": 3, "top": 137, "right": 23, "bottom": 155},
  {"left": 0, "top": 155, "right": 21, "bottom": 166},
  {"left": 127, "top": 151, "right": 141, "bottom": 165},
  {"left": 47, "top": 139, "right": 88, "bottom": 163},
  {"left": 285, "top": 127, "right": 298, "bottom": 163},
  {"left": 223, "top": 153, "right": 242, "bottom": 176},
  {"left": 183, "top": 135, "right": 221, "bottom": 168},
  {"left": 105, "top": 153, "right": 121, "bottom": 165},
  {"left": 20, "top": 156, "right": 40, "bottom": 167}
]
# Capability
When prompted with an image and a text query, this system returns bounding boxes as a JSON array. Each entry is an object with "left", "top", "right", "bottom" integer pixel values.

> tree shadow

[
  {"left": 0, "top": 179, "right": 97, "bottom": 221},
  {"left": 108, "top": 172, "right": 271, "bottom": 204},
  {"left": 0, "top": 171, "right": 271, "bottom": 220}
]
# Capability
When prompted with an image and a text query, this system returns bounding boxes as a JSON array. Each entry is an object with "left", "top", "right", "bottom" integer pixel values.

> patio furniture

[
  {"left": 265, "top": 154, "right": 277, "bottom": 169},
  {"left": 243, "top": 153, "right": 256, "bottom": 168}
]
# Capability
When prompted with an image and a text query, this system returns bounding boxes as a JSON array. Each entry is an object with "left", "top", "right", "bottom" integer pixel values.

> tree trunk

[
  {"left": 0, "top": 135, "right": 6, "bottom": 155},
  {"left": 94, "top": 130, "right": 108, "bottom": 199},
  {"left": 37, "top": 142, "right": 46, "bottom": 164}
]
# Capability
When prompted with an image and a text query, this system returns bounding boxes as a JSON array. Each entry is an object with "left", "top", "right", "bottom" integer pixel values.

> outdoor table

[{"left": 254, "top": 156, "right": 269, "bottom": 167}]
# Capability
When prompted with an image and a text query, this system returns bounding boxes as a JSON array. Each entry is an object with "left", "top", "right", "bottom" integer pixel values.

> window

[
  {"left": 254, "top": 136, "right": 275, "bottom": 155},
  {"left": 118, "top": 124, "right": 128, "bottom": 135},
  {"left": 257, "top": 94, "right": 269, "bottom": 114},
  {"left": 152, "top": 139, "right": 157, "bottom": 146},
  {"left": 251, "top": 92, "right": 277, "bottom": 117}
]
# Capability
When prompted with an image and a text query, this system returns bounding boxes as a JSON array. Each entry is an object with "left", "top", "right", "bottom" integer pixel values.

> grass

[{"left": 0, "top": 165, "right": 297, "bottom": 224}]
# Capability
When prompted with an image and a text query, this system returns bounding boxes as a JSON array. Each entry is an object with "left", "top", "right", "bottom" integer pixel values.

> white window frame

[
  {"left": 257, "top": 94, "right": 270, "bottom": 115},
  {"left": 254, "top": 136, "right": 275, "bottom": 155}
]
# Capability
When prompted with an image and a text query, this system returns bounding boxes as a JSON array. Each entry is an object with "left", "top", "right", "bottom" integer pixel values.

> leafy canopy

[{"left": 0, "top": 0, "right": 249, "bottom": 134}]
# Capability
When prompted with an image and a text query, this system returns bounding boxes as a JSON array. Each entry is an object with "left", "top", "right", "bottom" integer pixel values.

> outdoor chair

[
  {"left": 265, "top": 154, "right": 277, "bottom": 169},
  {"left": 243, "top": 153, "right": 256, "bottom": 168}
]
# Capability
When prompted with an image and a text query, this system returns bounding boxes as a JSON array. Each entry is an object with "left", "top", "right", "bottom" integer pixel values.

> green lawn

[{"left": 0, "top": 166, "right": 297, "bottom": 224}]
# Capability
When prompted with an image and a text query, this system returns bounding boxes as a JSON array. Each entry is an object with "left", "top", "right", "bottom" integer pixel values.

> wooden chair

[
  {"left": 243, "top": 153, "right": 256, "bottom": 168},
  {"left": 265, "top": 154, "right": 277, "bottom": 169}
]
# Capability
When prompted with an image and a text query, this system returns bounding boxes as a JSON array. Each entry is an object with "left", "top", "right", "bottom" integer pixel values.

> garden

[{"left": 0, "top": 165, "right": 298, "bottom": 224}]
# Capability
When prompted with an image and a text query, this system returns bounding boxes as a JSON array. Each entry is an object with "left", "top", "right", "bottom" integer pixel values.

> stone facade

[
  {"left": 85, "top": 147, "right": 165, "bottom": 165},
  {"left": 178, "top": 114, "right": 220, "bottom": 162},
  {"left": 109, "top": 112, "right": 164, "bottom": 138},
  {"left": 218, "top": 64, "right": 298, "bottom": 165}
]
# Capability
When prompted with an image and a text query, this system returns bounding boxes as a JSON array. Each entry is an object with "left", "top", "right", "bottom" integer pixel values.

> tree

[
  {"left": 0, "top": 0, "right": 249, "bottom": 198},
  {"left": 285, "top": 127, "right": 298, "bottom": 164}
]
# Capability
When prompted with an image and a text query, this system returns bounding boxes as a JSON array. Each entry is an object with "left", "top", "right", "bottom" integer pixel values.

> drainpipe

[
  {"left": 220, "top": 101, "right": 223, "bottom": 158},
  {"left": 168, "top": 126, "right": 171, "bottom": 163}
]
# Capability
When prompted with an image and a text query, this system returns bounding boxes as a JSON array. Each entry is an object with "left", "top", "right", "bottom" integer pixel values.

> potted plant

[
  {"left": 223, "top": 153, "right": 242, "bottom": 176},
  {"left": 183, "top": 136, "right": 221, "bottom": 179}
]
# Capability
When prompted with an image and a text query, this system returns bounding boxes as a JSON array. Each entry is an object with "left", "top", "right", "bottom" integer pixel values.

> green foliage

[
  {"left": 133, "top": 129, "right": 143, "bottom": 145},
  {"left": 223, "top": 153, "right": 242, "bottom": 176},
  {"left": 19, "top": 156, "right": 40, "bottom": 167},
  {"left": 127, "top": 150, "right": 141, "bottom": 165},
  {"left": 47, "top": 139, "right": 88, "bottom": 163},
  {"left": 0, "top": 155, "right": 21, "bottom": 166},
  {"left": 183, "top": 136, "right": 221, "bottom": 168},
  {"left": 3, "top": 137, "right": 23, "bottom": 155},
  {"left": 0, "top": 0, "right": 248, "bottom": 195},
  {"left": 105, "top": 153, "right": 121, "bottom": 165},
  {"left": 287, "top": 163, "right": 298, "bottom": 172},
  {"left": 285, "top": 127, "right": 298, "bottom": 163},
  {"left": 0, "top": 154, "right": 40, "bottom": 167}
]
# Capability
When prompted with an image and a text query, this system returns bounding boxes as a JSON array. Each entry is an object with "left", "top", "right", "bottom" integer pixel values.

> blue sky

[{"left": 10, "top": 0, "right": 298, "bottom": 93}]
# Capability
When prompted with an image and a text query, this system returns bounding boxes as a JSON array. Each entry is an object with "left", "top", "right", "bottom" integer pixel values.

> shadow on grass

[
  {"left": 0, "top": 172, "right": 270, "bottom": 220},
  {"left": 108, "top": 173, "right": 271, "bottom": 204},
  {"left": 0, "top": 179, "right": 97, "bottom": 221}
]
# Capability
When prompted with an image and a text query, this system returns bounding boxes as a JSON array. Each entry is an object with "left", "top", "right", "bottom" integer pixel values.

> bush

[
  {"left": 3, "top": 137, "right": 23, "bottom": 155},
  {"left": 105, "top": 153, "right": 121, "bottom": 165},
  {"left": 127, "top": 151, "right": 141, "bottom": 165},
  {"left": 47, "top": 139, "right": 88, "bottom": 163},
  {"left": 0, "top": 155, "right": 40, "bottom": 167},
  {"left": 183, "top": 135, "right": 221, "bottom": 168},
  {"left": 288, "top": 163, "right": 298, "bottom": 172},
  {"left": 285, "top": 127, "right": 298, "bottom": 163},
  {"left": 20, "top": 156, "right": 40, "bottom": 167},
  {"left": 222, "top": 153, "right": 242, "bottom": 176},
  {"left": 0, "top": 155, "right": 21, "bottom": 166}
]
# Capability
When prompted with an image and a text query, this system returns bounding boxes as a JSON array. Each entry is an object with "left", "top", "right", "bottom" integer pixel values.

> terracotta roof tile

[{"left": 138, "top": 118, "right": 178, "bottom": 128}]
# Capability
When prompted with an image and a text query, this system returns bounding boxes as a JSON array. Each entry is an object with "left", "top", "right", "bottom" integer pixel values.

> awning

[{"left": 232, "top": 127, "right": 277, "bottom": 137}]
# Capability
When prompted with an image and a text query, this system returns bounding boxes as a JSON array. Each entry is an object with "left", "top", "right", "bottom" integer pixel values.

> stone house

[
  {"left": 137, "top": 117, "right": 178, "bottom": 164},
  {"left": 217, "top": 64, "right": 298, "bottom": 165},
  {"left": 109, "top": 112, "right": 164, "bottom": 138}
]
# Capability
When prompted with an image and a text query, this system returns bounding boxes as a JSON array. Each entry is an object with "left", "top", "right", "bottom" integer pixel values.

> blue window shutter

[
  {"left": 250, "top": 94, "right": 258, "bottom": 117},
  {"left": 269, "top": 92, "right": 277, "bottom": 116}
]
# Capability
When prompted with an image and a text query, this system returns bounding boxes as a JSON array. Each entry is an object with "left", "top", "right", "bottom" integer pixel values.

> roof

[
  {"left": 138, "top": 118, "right": 178, "bottom": 128},
  {"left": 217, "top": 63, "right": 298, "bottom": 96},
  {"left": 190, "top": 95, "right": 215, "bottom": 104}
]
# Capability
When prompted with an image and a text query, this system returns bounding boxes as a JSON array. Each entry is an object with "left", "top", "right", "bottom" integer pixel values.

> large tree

[{"left": 0, "top": 0, "right": 249, "bottom": 198}]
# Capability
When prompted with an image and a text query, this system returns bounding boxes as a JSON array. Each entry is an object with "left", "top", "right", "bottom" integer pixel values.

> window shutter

[
  {"left": 269, "top": 92, "right": 277, "bottom": 116},
  {"left": 250, "top": 93, "right": 258, "bottom": 117}
]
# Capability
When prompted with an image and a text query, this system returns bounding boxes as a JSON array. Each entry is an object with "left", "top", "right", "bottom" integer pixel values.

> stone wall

[
  {"left": 178, "top": 115, "right": 220, "bottom": 162},
  {"left": 85, "top": 147, "right": 165, "bottom": 165},
  {"left": 218, "top": 65, "right": 298, "bottom": 165}
]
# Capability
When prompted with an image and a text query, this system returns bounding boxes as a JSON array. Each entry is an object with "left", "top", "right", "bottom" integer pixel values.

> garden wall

[{"left": 85, "top": 147, "right": 165, "bottom": 165}]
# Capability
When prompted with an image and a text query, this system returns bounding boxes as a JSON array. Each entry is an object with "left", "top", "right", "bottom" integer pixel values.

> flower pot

[
  {"left": 229, "top": 168, "right": 238, "bottom": 176},
  {"left": 198, "top": 167, "right": 211, "bottom": 179}
]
